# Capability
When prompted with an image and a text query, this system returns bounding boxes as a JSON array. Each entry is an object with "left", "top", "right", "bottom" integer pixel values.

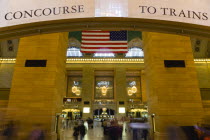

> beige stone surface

[
  {"left": 6, "top": 33, "right": 68, "bottom": 139},
  {"left": 0, "top": 64, "right": 15, "bottom": 88},
  {"left": 81, "top": 66, "right": 94, "bottom": 119},
  {"left": 141, "top": 70, "right": 147, "bottom": 103},
  {"left": 143, "top": 32, "right": 204, "bottom": 140}
]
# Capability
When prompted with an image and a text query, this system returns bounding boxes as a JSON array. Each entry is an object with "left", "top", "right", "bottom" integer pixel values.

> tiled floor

[{"left": 60, "top": 121, "right": 132, "bottom": 140}]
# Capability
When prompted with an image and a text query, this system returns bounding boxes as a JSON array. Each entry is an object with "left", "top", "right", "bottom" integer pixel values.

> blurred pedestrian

[
  {"left": 29, "top": 124, "right": 45, "bottom": 140},
  {"left": 2, "top": 121, "right": 17, "bottom": 140},
  {"left": 108, "top": 120, "right": 122, "bottom": 140},
  {"left": 142, "top": 129, "right": 148, "bottom": 140},
  {"left": 73, "top": 122, "right": 79, "bottom": 140},
  {"left": 78, "top": 121, "right": 87, "bottom": 140},
  {"left": 86, "top": 117, "right": 93, "bottom": 129}
]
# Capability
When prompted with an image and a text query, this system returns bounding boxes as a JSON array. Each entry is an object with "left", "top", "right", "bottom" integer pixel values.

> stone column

[
  {"left": 82, "top": 66, "right": 94, "bottom": 119},
  {"left": 143, "top": 32, "right": 204, "bottom": 140},
  {"left": 141, "top": 70, "right": 147, "bottom": 103},
  {"left": 115, "top": 68, "right": 126, "bottom": 119},
  {"left": 6, "top": 33, "right": 68, "bottom": 139}
]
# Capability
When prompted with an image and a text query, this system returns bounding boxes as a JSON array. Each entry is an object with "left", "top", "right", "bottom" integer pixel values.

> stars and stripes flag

[{"left": 81, "top": 30, "right": 128, "bottom": 53}]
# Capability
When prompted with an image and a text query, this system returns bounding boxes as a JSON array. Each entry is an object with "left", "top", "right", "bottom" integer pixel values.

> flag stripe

[
  {"left": 82, "top": 32, "right": 109, "bottom": 35},
  {"left": 82, "top": 41, "right": 127, "bottom": 43},
  {"left": 82, "top": 43, "right": 127, "bottom": 45},
  {"left": 82, "top": 45, "right": 127, "bottom": 47},
  {"left": 81, "top": 47, "right": 127, "bottom": 49},
  {"left": 82, "top": 31, "right": 109, "bottom": 33},
  {"left": 82, "top": 37, "right": 110, "bottom": 39},
  {"left": 82, "top": 35, "right": 110, "bottom": 37},
  {"left": 81, "top": 51, "right": 128, "bottom": 53},
  {"left": 81, "top": 51, "right": 127, "bottom": 53},
  {"left": 82, "top": 39, "right": 110, "bottom": 41},
  {"left": 81, "top": 49, "right": 127, "bottom": 51}
]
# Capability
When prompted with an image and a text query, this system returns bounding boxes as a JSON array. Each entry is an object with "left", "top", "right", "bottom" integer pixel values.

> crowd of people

[
  {"left": 62, "top": 116, "right": 149, "bottom": 140},
  {"left": 2, "top": 117, "right": 210, "bottom": 140},
  {"left": 61, "top": 117, "right": 91, "bottom": 140},
  {"left": 101, "top": 119, "right": 123, "bottom": 140}
]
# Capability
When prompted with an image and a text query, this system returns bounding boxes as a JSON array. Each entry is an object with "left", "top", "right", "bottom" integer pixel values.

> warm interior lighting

[
  {"left": 62, "top": 109, "right": 80, "bottom": 112},
  {"left": 131, "top": 86, "right": 137, "bottom": 93},
  {"left": 83, "top": 107, "right": 90, "bottom": 113},
  {"left": 102, "top": 108, "right": 107, "bottom": 112},
  {"left": 75, "top": 90, "right": 81, "bottom": 96},
  {"left": 72, "top": 86, "right": 77, "bottom": 93},
  {"left": 128, "top": 90, "right": 133, "bottom": 96},
  {"left": 127, "top": 86, "right": 137, "bottom": 96},
  {"left": 119, "top": 107, "right": 126, "bottom": 113},
  {"left": 72, "top": 86, "right": 81, "bottom": 96},
  {"left": 101, "top": 86, "right": 108, "bottom": 96},
  {"left": 130, "top": 109, "right": 147, "bottom": 112}
]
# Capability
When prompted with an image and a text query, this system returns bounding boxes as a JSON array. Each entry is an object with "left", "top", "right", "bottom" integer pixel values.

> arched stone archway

[{"left": 1, "top": 18, "right": 210, "bottom": 41}]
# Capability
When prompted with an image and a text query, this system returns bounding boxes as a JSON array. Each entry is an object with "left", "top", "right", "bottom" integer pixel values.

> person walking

[
  {"left": 86, "top": 117, "right": 93, "bottom": 129},
  {"left": 78, "top": 121, "right": 87, "bottom": 140},
  {"left": 73, "top": 122, "right": 79, "bottom": 140}
]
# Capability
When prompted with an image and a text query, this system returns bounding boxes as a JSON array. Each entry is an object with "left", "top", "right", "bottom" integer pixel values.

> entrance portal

[{"left": 93, "top": 108, "right": 115, "bottom": 120}]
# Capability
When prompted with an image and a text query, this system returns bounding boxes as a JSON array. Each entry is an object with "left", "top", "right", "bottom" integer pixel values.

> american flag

[{"left": 81, "top": 30, "right": 128, "bottom": 53}]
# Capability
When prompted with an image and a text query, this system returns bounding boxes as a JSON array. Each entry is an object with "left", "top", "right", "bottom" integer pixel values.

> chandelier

[
  {"left": 127, "top": 86, "right": 137, "bottom": 96},
  {"left": 101, "top": 86, "right": 108, "bottom": 96},
  {"left": 72, "top": 86, "right": 81, "bottom": 96}
]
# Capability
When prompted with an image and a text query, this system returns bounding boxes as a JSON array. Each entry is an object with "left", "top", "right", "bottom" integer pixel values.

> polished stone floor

[{"left": 60, "top": 121, "right": 132, "bottom": 140}]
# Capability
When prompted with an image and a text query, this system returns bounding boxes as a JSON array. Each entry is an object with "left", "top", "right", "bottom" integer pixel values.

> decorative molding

[
  {"left": 0, "top": 58, "right": 210, "bottom": 64},
  {"left": 194, "top": 59, "right": 210, "bottom": 63},
  {"left": 66, "top": 58, "right": 144, "bottom": 64},
  {"left": 0, "top": 58, "right": 16, "bottom": 63}
]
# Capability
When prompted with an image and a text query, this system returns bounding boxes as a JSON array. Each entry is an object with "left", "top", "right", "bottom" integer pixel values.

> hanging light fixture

[
  {"left": 75, "top": 89, "right": 81, "bottom": 96},
  {"left": 101, "top": 86, "right": 108, "bottom": 96},
  {"left": 72, "top": 86, "right": 81, "bottom": 96},
  {"left": 72, "top": 86, "right": 78, "bottom": 93},
  {"left": 102, "top": 108, "right": 107, "bottom": 112},
  {"left": 128, "top": 89, "right": 133, "bottom": 96},
  {"left": 131, "top": 86, "right": 137, "bottom": 93},
  {"left": 127, "top": 85, "right": 137, "bottom": 96}
]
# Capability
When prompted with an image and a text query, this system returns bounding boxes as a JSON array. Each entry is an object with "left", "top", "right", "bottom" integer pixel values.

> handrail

[{"left": 151, "top": 114, "right": 156, "bottom": 133}]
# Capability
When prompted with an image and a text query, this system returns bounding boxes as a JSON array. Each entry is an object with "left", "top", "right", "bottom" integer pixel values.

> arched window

[
  {"left": 125, "top": 47, "right": 144, "bottom": 58},
  {"left": 66, "top": 47, "right": 83, "bottom": 57},
  {"left": 93, "top": 53, "right": 115, "bottom": 57}
]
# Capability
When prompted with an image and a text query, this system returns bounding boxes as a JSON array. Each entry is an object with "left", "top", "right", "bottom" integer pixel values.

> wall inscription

[{"left": 0, "top": 0, "right": 209, "bottom": 28}]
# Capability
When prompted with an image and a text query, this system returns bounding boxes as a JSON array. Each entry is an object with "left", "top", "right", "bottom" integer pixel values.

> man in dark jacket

[{"left": 78, "top": 121, "right": 87, "bottom": 140}]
